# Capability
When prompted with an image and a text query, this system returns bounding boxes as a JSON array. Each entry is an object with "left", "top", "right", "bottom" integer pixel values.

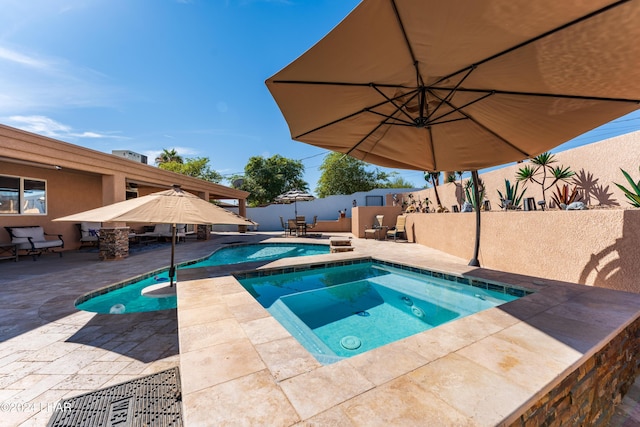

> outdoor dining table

[{"left": 294, "top": 216, "right": 306, "bottom": 236}]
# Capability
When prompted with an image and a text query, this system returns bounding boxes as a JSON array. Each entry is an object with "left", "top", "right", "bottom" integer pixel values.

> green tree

[
  {"left": 158, "top": 157, "right": 222, "bottom": 183},
  {"left": 315, "top": 152, "right": 390, "bottom": 198},
  {"left": 516, "top": 152, "right": 574, "bottom": 207},
  {"left": 380, "top": 174, "right": 415, "bottom": 189},
  {"left": 155, "top": 148, "right": 183, "bottom": 165},
  {"left": 232, "top": 155, "right": 307, "bottom": 207}
]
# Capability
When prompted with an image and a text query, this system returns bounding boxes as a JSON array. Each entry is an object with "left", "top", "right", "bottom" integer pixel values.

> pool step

[{"left": 329, "top": 237, "right": 355, "bottom": 253}]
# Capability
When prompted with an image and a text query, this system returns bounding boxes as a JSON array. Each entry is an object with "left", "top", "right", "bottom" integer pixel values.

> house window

[{"left": 0, "top": 175, "right": 47, "bottom": 215}]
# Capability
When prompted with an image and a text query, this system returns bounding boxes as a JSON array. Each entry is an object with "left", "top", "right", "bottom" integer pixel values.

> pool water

[
  {"left": 238, "top": 262, "right": 524, "bottom": 363},
  {"left": 76, "top": 243, "right": 329, "bottom": 314},
  {"left": 182, "top": 243, "right": 328, "bottom": 268}
]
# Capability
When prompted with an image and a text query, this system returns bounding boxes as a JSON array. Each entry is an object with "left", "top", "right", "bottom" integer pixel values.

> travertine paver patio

[
  {"left": 175, "top": 236, "right": 640, "bottom": 426},
  {"left": 0, "top": 231, "right": 638, "bottom": 426},
  {"left": 0, "top": 232, "right": 271, "bottom": 426}
]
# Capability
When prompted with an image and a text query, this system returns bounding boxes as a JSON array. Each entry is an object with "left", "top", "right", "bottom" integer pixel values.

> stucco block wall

[{"left": 405, "top": 209, "right": 640, "bottom": 293}]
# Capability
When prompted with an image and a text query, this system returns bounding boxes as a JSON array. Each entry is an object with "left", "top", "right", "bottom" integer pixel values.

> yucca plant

[
  {"left": 497, "top": 179, "right": 527, "bottom": 209},
  {"left": 550, "top": 184, "right": 581, "bottom": 208},
  {"left": 516, "top": 152, "right": 575, "bottom": 206},
  {"left": 614, "top": 167, "right": 640, "bottom": 207}
]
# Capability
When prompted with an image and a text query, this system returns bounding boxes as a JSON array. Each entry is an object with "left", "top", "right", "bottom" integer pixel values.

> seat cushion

[
  {"left": 10, "top": 226, "right": 45, "bottom": 244},
  {"left": 80, "top": 222, "right": 101, "bottom": 239}
]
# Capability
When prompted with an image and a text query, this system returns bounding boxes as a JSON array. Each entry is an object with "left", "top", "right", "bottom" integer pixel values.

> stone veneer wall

[
  {"left": 509, "top": 316, "right": 640, "bottom": 426},
  {"left": 196, "top": 224, "right": 211, "bottom": 240},
  {"left": 98, "top": 227, "right": 129, "bottom": 260}
]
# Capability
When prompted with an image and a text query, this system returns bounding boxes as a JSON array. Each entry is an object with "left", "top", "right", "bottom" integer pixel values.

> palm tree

[
  {"left": 155, "top": 148, "right": 183, "bottom": 165},
  {"left": 424, "top": 171, "right": 443, "bottom": 211}
]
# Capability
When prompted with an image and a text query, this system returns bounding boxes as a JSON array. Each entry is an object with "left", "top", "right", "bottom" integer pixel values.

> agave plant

[
  {"left": 550, "top": 184, "right": 581, "bottom": 208},
  {"left": 614, "top": 167, "right": 640, "bottom": 207},
  {"left": 516, "top": 152, "right": 575, "bottom": 206},
  {"left": 464, "top": 177, "right": 485, "bottom": 210},
  {"left": 497, "top": 179, "right": 527, "bottom": 209}
]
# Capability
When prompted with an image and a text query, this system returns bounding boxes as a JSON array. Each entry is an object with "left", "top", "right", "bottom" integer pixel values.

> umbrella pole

[
  {"left": 469, "top": 170, "right": 481, "bottom": 267},
  {"left": 169, "top": 224, "right": 177, "bottom": 287}
]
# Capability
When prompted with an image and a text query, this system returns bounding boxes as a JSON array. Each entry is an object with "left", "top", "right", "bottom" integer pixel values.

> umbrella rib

[
  {"left": 372, "top": 85, "right": 421, "bottom": 123},
  {"left": 294, "top": 86, "right": 420, "bottom": 139},
  {"left": 346, "top": 119, "right": 393, "bottom": 158},
  {"left": 428, "top": 90, "right": 495, "bottom": 124},
  {"left": 442, "top": 87, "right": 640, "bottom": 104},
  {"left": 271, "top": 80, "right": 410, "bottom": 89},
  {"left": 432, "top": 0, "right": 632, "bottom": 89},
  {"left": 390, "top": 0, "right": 424, "bottom": 88},
  {"left": 425, "top": 66, "right": 476, "bottom": 122}
]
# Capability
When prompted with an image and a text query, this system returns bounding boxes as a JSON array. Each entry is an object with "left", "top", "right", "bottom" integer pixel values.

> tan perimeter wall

[
  {"left": 402, "top": 131, "right": 640, "bottom": 212},
  {"left": 405, "top": 201, "right": 640, "bottom": 294}
]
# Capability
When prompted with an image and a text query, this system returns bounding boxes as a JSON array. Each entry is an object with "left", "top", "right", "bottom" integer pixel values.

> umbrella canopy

[
  {"left": 266, "top": 0, "right": 640, "bottom": 265},
  {"left": 55, "top": 185, "right": 256, "bottom": 285},
  {"left": 274, "top": 189, "right": 315, "bottom": 216}
]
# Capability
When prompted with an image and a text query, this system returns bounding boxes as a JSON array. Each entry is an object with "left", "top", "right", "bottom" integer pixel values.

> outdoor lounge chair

[
  {"left": 78, "top": 222, "right": 101, "bottom": 247},
  {"left": 387, "top": 215, "right": 407, "bottom": 242},
  {"left": 5, "top": 226, "right": 64, "bottom": 260},
  {"left": 364, "top": 215, "right": 385, "bottom": 239}
]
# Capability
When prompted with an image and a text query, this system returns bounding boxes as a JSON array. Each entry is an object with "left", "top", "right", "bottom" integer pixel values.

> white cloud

[
  {"left": 0, "top": 43, "right": 121, "bottom": 115},
  {"left": 0, "top": 46, "right": 50, "bottom": 70},
  {"left": 2, "top": 115, "right": 125, "bottom": 140}
]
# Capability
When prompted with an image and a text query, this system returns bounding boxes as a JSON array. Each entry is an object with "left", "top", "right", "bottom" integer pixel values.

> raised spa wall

[{"left": 510, "top": 316, "right": 639, "bottom": 426}]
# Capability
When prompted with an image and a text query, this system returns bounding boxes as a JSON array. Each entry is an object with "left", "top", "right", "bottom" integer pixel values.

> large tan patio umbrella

[
  {"left": 266, "top": 0, "right": 640, "bottom": 266},
  {"left": 54, "top": 185, "right": 256, "bottom": 286}
]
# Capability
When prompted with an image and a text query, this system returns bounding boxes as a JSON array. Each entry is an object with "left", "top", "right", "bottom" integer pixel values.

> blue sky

[{"left": 1, "top": 0, "right": 639, "bottom": 193}]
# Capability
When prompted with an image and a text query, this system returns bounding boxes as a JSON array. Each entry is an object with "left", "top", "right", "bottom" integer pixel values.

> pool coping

[
  {"left": 175, "top": 241, "right": 640, "bottom": 425},
  {"left": 73, "top": 241, "right": 331, "bottom": 307}
]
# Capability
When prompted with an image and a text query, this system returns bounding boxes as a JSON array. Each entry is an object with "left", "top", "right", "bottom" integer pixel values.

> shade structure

[
  {"left": 266, "top": 0, "right": 640, "bottom": 265},
  {"left": 274, "top": 189, "right": 315, "bottom": 216},
  {"left": 55, "top": 185, "right": 256, "bottom": 285}
]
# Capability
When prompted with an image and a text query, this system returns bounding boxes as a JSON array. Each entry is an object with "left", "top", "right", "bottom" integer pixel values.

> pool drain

[{"left": 340, "top": 336, "right": 362, "bottom": 350}]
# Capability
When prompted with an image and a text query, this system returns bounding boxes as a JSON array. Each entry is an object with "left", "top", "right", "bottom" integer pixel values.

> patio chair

[
  {"left": 280, "top": 216, "right": 288, "bottom": 236},
  {"left": 287, "top": 219, "right": 298, "bottom": 236},
  {"left": 387, "top": 215, "right": 407, "bottom": 242},
  {"left": 78, "top": 222, "right": 101, "bottom": 247},
  {"left": 364, "top": 215, "right": 385, "bottom": 239},
  {"left": 306, "top": 215, "right": 318, "bottom": 230}
]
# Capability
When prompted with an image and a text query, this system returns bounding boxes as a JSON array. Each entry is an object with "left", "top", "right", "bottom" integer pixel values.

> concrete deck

[{"left": 0, "top": 232, "right": 638, "bottom": 426}]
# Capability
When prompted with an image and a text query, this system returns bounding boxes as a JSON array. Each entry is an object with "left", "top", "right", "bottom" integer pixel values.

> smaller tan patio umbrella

[{"left": 54, "top": 185, "right": 256, "bottom": 286}]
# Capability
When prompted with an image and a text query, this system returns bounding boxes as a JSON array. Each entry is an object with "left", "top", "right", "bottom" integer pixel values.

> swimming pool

[
  {"left": 76, "top": 243, "right": 330, "bottom": 314},
  {"left": 237, "top": 260, "right": 530, "bottom": 364}
]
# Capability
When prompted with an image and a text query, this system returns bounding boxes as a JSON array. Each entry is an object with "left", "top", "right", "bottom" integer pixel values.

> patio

[{"left": 0, "top": 232, "right": 638, "bottom": 426}]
